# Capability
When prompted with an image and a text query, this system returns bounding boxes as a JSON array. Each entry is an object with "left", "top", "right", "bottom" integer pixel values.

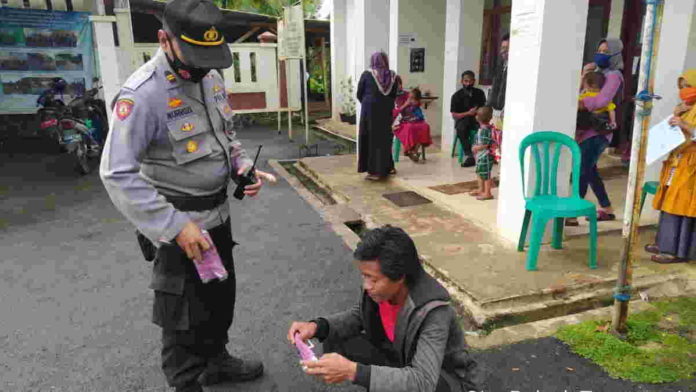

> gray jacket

[{"left": 321, "top": 273, "right": 480, "bottom": 392}]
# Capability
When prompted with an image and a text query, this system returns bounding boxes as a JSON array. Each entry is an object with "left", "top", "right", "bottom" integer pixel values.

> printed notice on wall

[{"left": 410, "top": 48, "right": 425, "bottom": 73}]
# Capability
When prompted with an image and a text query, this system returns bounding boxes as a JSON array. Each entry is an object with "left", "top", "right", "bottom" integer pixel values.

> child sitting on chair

[
  {"left": 471, "top": 106, "right": 498, "bottom": 200},
  {"left": 393, "top": 88, "right": 432, "bottom": 163}
]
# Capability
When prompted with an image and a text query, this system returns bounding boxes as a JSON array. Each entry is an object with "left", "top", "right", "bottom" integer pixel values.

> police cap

[{"left": 163, "top": 0, "right": 232, "bottom": 69}]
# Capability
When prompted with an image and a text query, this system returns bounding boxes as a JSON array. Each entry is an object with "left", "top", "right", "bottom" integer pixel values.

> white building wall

[
  {"left": 330, "top": 0, "right": 348, "bottom": 120},
  {"left": 397, "top": 0, "right": 446, "bottom": 137},
  {"left": 441, "top": 0, "right": 485, "bottom": 155},
  {"left": 496, "top": 0, "right": 589, "bottom": 243}
]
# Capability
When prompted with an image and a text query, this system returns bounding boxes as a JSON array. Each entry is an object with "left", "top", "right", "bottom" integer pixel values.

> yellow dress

[
  {"left": 579, "top": 91, "right": 616, "bottom": 114},
  {"left": 652, "top": 70, "right": 696, "bottom": 218}
]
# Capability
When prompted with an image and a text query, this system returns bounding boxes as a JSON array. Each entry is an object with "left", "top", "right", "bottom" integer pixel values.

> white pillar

[
  {"left": 90, "top": 15, "right": 122, "bottom": 124},
  {"left": 389, "top": 0, "right": 400, "bottom": 72},
  {"left": 114, "top": 8, "right": 137, "bottom": 84},
  {"left": 496, "top": 0, "right": 589, "bottom": 243},
  {"left": 641, "top": 0, "right": 696, "bottom": 223},
  {"left": 348, "top": 0, "right": 391, "bottom": 139},
  {"left": 330, "top": 0, "right": 348, "bottom": 120},
  {"left": 441, "top": 0, "right": 485, "bottom": 155}
]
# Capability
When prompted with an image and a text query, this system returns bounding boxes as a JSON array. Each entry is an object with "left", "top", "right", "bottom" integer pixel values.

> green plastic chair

[
  {"left": 393, "top": 137, "right": 425, "bottom": 162},
  {"left": 451, "top": 134, "right": 465, "bottom": 164},
  {"left": 450, "top": 130, "right": 476, "bottom": 164},
  {"left": 639, "top": 181, "right": 660, "bottom": 219},
  {"left": 517, "top": 131, "right": 598, "bottom": 271}
]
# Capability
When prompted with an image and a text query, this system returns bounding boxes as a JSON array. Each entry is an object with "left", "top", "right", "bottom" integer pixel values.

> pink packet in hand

[
  {"left": 194, "top": 230, "right": 228, "bottom": 284},
  {"left": 294, "top": 333, "right": 318, "bottom": 362}
]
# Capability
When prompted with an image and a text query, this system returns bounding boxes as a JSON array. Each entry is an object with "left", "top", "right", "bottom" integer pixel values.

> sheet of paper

[{"left": 646, "top": 117, "right": 685, "bottom": 165}]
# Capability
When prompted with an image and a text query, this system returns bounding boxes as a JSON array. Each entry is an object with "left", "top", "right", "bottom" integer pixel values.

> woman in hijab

[
  {"left": 567, "top": 38, "right": 625, "bottom": 226},
  {"left": 645, "top": 70, "right": 696, "bottom": 263},
  {"left": 357, "top": 52, "right": 399, "bottom": 181}
]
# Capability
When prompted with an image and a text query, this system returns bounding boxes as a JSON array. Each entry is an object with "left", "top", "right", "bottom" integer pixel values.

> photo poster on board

[
  {"left": 0, "top": 8, "right": 95, "bottom": 114},
  {"left": 410, "top": 48, "right": 425, "bottom": 73}
]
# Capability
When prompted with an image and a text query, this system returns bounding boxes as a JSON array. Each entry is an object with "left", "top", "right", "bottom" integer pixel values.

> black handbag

[{"left": 577, "top": 110, "right": 613, "bottom": 134}]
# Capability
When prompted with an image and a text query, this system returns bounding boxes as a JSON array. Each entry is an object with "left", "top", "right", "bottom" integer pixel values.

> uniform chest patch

[
  {"left": 168, "top": 98, "right": 183, "bottom": 108},
  {"left": 213, "top": 93, "right": 227, "bottom": 104},
  {"left": 167, "top": 106, "right": 194, "bottom": 121},
  {"left": 165, "top": 71, "right": 177, "bottom": 83},
  {"left": 115, "top": 99, "right": 134, "bottom": 120}
]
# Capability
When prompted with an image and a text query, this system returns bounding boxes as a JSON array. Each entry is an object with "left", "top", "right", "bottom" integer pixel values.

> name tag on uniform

[
  {"left": 167, "top": 106, "right": 194, "bottom": 122},
  {"left": 213, "top": 92, "right": 227, "bottom": 104}
]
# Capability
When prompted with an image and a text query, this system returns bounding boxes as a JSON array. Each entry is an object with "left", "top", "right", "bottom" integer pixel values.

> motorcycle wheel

[{"left": 75, "top": 141, "right": 92, "bottom": 175}]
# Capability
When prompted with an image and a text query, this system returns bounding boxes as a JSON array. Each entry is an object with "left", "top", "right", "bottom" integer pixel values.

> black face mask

[{"left": 166, "top": 38, "right": 210, "bottom": 83}]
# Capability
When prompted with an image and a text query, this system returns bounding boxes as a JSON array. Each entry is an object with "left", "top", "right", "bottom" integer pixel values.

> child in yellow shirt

[{"left": 579, "top": 71, "right": 616, "bottom": 130}]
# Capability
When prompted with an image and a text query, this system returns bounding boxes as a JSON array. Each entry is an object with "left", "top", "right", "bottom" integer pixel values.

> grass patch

[{"left": 556, "top": 297, "right": 696, "bottom": 384}]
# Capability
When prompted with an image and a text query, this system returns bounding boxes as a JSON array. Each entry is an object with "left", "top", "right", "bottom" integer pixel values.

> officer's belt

[{"left": 164, "top": 189, "right": 227, "bottom": 212}]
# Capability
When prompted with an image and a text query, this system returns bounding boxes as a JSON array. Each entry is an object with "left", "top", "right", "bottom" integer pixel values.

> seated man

[{"left": 287, "top": 226, "right": 481, "bottom": 392}]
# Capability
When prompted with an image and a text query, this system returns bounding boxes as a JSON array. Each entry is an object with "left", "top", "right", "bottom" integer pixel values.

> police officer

[{"left": 100, "top": 0, "right": 275, "bottom": 391}]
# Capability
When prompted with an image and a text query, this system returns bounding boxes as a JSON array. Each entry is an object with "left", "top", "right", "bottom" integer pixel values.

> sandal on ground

[
  {"left": 389, "top": 168, "right": 397, "bottom": 175},
  {"left": 406, "top": 151, "right": 420, "bottom": 163},
  {"left": 651, "top": 254, "right": 688, "bottom": 264},
  {"left": 365, "top": 174, "right": 382, "bottom": 181},
  {"left": 565, "top": 218, "right": 579, "bottom": 227},
  {"left": 587, "top": 211, "right": 616, "bottom": 221},
  {"left": 644, "top": 243, "right": 660, "bottom": 255},
  {"left": 476, "top": 195, "right": 494, "bottom": 201}
]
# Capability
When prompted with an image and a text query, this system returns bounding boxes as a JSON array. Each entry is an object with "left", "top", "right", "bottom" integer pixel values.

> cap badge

[
  {"left": 181, "top": 122, "right": 194, "bottom": 132},
  {"left": 186, "top": 140, "right": 198, "bottom": 153},
  {"left": 168, "top": 98, "right": 183, "bottom": 108},
  {"left": 204, "top": 27, "right": 220, "bottom": 42}
]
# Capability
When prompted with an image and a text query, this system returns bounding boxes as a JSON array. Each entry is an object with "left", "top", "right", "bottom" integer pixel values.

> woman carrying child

[
  {"left": 392, "top": 88, "right": 432, "bottom": 163},
  {"left": 567, "top": 38, "right": 625, "bottom": 226}
]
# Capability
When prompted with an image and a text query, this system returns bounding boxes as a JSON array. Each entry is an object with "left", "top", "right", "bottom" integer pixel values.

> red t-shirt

[{"left": 378, "top": 301, "right": 402, "bottom": 342}]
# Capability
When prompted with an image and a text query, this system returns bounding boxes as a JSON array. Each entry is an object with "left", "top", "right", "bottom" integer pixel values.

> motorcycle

[{"left": 37, "top": 78, "right": 102, "bottom": 175}]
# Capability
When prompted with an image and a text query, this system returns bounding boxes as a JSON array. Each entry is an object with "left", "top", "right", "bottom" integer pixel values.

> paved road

[
  {"left": 0, "top": 127, "right": 362, "bottom": 391},
  {"left": 1, "top": 126, "right": 691, "bottom": 392}
]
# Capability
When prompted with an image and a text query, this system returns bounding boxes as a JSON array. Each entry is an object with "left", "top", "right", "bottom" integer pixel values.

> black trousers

[
  {"left": 153, "top": 220, "right": 236, "bottom": 388},
  {"left": 323, "top": 334, "right": 453, "bottom": 392}
]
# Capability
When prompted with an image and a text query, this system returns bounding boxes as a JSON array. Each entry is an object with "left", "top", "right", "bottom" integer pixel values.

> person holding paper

[{"left": 646, "top": 69, "right": 696, "bottom": 264}]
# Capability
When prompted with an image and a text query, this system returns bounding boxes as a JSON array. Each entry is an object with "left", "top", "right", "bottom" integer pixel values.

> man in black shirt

[{"left": 450, "top": 71, "right": 487, "bottom": 167}]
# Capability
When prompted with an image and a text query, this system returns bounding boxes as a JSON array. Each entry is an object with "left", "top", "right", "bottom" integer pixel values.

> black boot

[{"left": 197, "top": 351, "right": 264, "bottom": 386}]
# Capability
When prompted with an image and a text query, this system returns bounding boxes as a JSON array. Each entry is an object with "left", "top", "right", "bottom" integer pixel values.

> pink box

[{"left": 194, "top": 230, "right": 229, "bottom": 284}]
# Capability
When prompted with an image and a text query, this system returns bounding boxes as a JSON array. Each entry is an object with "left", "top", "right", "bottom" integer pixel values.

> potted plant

[{"left": 339, "top": 77, "right": 356, "bottom": 124}]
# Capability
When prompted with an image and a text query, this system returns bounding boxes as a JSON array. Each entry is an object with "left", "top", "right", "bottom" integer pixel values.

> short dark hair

[
  {"left": 410, "top": 87, "right": 422, "bottom": 101},
  {"left": 353, "top": 225, "right": 424, "bottom": 285},
  {"left": 583, "top": 71, "right": 606, "bottom": 89},
  {"left": 501, "top": 33, "right": 510, "bottom": 42},
  {"left": 461, "top": 70, "right": 476, "bottom": 79}
]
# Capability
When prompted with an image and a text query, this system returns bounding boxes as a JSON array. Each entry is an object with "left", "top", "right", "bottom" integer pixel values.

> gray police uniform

[{"left": 100, "top": 49, "right": 252, "bottom": 388}]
